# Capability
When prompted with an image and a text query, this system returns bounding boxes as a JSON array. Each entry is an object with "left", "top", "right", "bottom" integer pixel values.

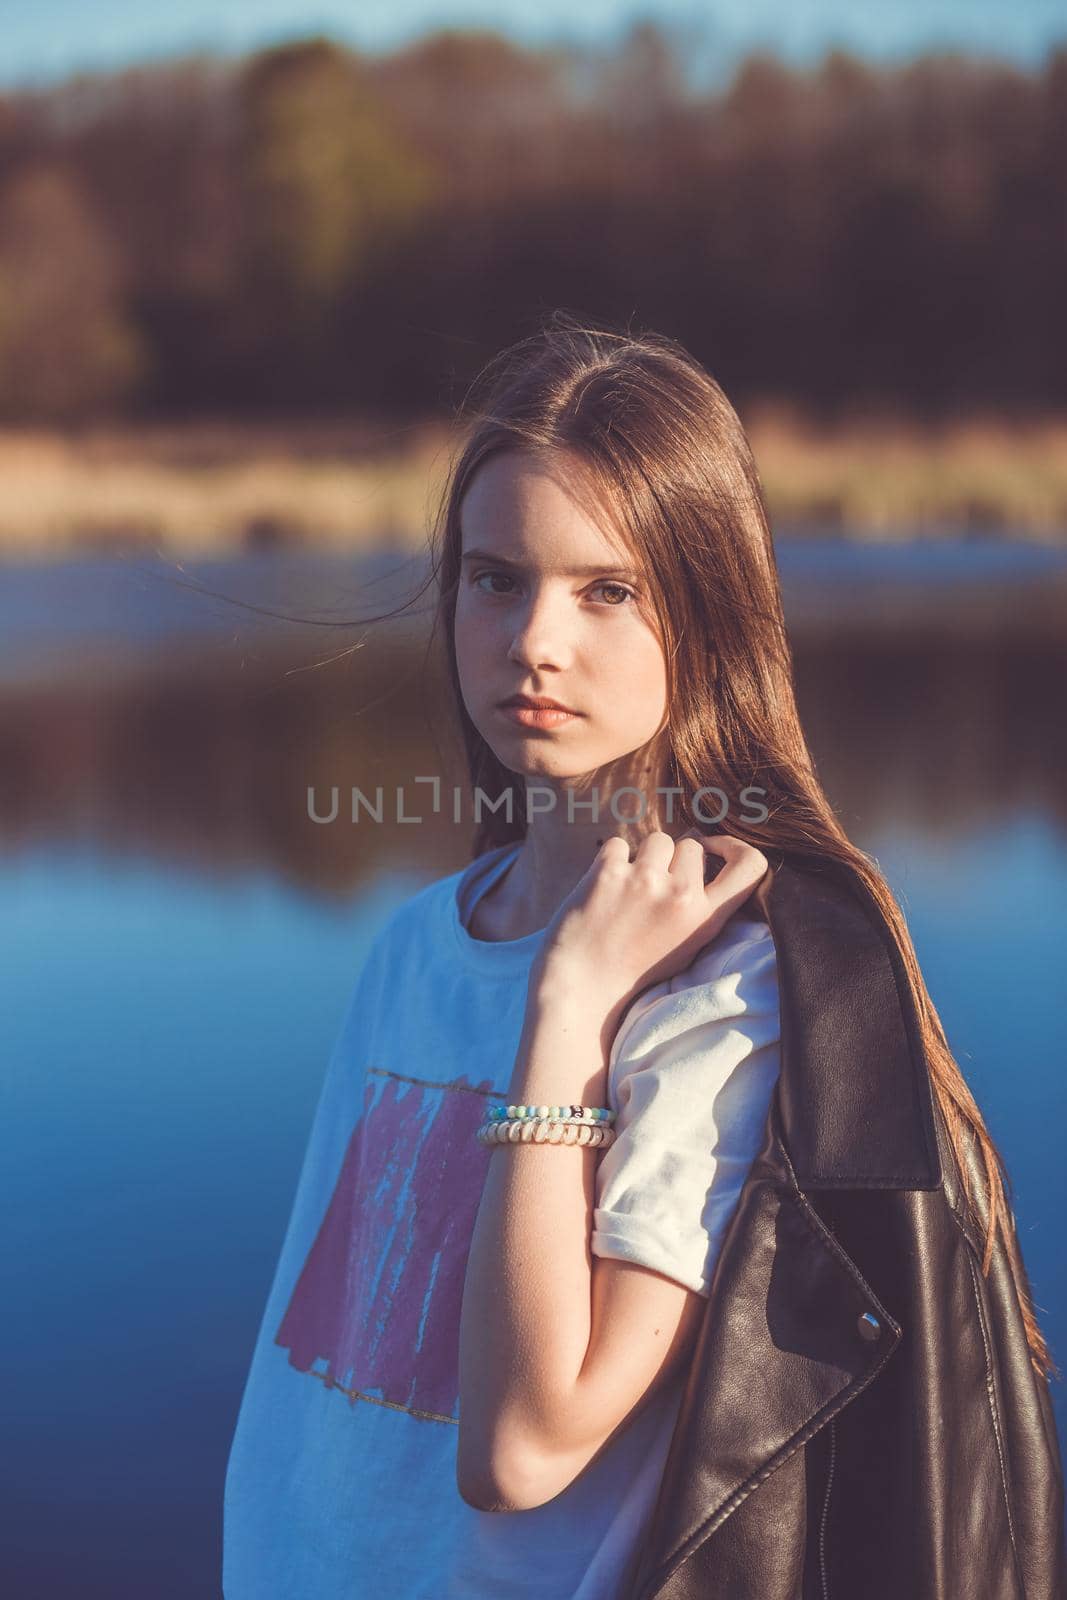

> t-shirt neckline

[{"left": 448, "top": 840, "right": 548, "bottom": 973}]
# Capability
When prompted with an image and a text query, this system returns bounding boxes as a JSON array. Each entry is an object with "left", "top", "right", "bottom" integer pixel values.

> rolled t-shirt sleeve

[{"left": 591, "top": 917, "right": 781, "bottom": 1297}]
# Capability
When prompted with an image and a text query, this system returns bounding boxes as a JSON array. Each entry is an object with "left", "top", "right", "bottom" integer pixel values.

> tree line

[{"left": 0, "top": 26, "right": 1064, "bottom": 421}]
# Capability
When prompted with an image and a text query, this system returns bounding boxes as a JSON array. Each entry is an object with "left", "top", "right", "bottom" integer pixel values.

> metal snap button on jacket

[{"left": 857, "top": 1311, "right": 881, "bottom": 1341}]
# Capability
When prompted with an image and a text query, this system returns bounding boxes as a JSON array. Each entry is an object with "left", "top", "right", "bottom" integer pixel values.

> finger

[
  {"left": 674, "top": 828, "right": 740, "bottom": 882},
  {"left": 700, "top": 837, "right": 769, "bottom": 916},
  {"left": 597, "top": 835, "right": 634, "bottom": 867},
  {"left": 668, "top": 836, "right": 708, "bottom": 880},
  {"left": 632, "top": 830, "right": 677, "bottom": 874}
]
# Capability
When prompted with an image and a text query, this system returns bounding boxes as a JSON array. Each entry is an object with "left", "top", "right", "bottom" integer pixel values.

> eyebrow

[{"left": 459, "top": 548, "right": 640, "bottom": 579}]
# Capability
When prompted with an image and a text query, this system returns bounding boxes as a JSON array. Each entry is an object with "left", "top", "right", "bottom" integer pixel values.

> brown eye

[
  {"left": 594, "top": 582, "right": 637, "bottom": 606},
  {"left": 473, "top": 571, "right": 516, "bottom": 595}
]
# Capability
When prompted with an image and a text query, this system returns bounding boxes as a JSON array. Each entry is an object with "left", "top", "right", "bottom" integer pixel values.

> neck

[{"left": 491, "top": 741, "right": 689, "bottom": 935}]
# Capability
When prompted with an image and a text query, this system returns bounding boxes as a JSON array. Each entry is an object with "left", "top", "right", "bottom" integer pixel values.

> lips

[{"left": 500, "top": 695, "right": 579, "bottom": 713}]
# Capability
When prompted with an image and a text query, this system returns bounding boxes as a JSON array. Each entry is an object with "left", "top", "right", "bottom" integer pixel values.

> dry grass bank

[
  {"left": 1, "top": 410, "right": 1065, "bottom": 561},
  {"left": 749, "top": 407, "right": 1067, "bottom": 538}
]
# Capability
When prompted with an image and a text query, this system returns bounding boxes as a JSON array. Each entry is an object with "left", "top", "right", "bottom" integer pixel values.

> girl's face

[{"left": 454, "top": 447, "right": 669, "bottom": 789}]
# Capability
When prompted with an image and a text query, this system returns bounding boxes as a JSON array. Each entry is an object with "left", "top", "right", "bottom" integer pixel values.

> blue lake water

[{"left": 1, "top": 540, "right": 1065, "bottom": 1595}]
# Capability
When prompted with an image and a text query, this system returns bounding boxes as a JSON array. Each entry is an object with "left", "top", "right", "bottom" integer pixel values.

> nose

[{"left": 506, "top": 586, "right": 575, "bottom": 672}]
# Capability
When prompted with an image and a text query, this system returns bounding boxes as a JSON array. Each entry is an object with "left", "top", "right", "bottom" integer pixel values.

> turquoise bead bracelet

[
  {"left": 475, "top": 1102, "right": 617, "bottom": 1149},
  {"left": 488, "top": 1103, "right": 616, "bottom": 1125}
]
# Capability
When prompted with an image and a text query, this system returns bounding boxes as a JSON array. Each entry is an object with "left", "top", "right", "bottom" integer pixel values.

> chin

[{"left": 488, "top": 750, "right": 582, "bottom": 786}]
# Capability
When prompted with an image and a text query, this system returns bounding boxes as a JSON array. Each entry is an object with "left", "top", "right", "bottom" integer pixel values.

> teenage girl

[{"left": 222, "top": 312, "right": 1062, "bottom": 1599}]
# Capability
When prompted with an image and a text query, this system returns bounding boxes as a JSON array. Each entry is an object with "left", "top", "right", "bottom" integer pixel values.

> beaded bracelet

[{"left": 475, "top": 1102, "right": 617, "bottom": 1150}]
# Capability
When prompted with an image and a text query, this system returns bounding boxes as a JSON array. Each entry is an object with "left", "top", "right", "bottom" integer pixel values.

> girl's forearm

[{"left": 456, "top": 969, "right": 623, "bottom": 1506}]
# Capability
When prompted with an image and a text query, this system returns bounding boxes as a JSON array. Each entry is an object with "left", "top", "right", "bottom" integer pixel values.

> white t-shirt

[{"left": 223, "top": 840, "right": 781, "bottom": 1600}]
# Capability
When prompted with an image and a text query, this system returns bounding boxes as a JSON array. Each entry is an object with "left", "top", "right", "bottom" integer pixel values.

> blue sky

[{"left": 2, "top": 0, "right": 1065, "bottom": 89}]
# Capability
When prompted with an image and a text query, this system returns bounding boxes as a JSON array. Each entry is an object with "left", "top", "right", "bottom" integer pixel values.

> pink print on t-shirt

[{"left": 274, "top": 1069, "right": 495, "bottom": 1421}]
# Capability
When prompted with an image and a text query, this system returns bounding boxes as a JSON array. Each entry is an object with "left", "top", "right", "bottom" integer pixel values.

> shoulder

[
  {"left": 678, "top": 913, "right": 778, "bottom": 992},
  {"left": 639, "top": 911, "right": 778, "bottom": 1012},
  {"left": 380, "top": 862, "right": 464, "bottom": 934},
  {"left": 349, "top": 859, "right": 467, "bottom": 979},
  {"left": 610, "top": 913, "right": 779, "bottom": 1065}
]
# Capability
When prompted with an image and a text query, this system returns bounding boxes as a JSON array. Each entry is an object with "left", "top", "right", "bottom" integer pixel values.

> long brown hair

[{"left": 428, "top": 307, "right": 1056, "bottom": 1382}]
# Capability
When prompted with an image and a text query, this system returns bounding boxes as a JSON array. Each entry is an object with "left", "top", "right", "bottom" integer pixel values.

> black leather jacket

[{"left": 626, "top": 854, "right": 1066, "bottom": 1600}]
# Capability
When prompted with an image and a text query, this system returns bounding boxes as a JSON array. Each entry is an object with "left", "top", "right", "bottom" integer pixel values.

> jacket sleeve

[{"left": 591, "top": 919, "right": 781, "bottom": 1296}]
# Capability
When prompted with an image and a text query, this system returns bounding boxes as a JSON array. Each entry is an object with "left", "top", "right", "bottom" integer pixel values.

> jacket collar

[{"left": 752, "top": 853, "right": 943, "bottom": 1192}]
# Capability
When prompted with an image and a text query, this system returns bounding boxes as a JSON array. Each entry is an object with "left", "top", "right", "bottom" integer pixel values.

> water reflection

[
  {"left": 2, "top": 625, "right": 1065, "bottom": 875},
  {"left": 795, "top": 636, "right": 1067, "bottom": 841}
]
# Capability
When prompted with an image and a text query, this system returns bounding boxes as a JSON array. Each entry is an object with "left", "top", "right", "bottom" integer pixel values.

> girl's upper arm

[{"left": 518, "top": 924, "right": 781, "bottom": 1506}]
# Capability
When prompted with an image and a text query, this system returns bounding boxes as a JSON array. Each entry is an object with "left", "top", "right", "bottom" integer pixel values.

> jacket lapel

[
  {"left": 755, "top": 854, "right": 943, "bottom": 1192},
  {"left": 627, "top": 854, "right": 945, "bottom": 1599}
]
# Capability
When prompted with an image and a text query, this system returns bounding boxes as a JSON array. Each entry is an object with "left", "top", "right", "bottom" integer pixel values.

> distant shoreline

[
  {"left": 1, "top": 409, "right": 1065, "bottom": 562},
  {"left": 1, "top": 537, "right": 1065, "bottom": 695}
]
